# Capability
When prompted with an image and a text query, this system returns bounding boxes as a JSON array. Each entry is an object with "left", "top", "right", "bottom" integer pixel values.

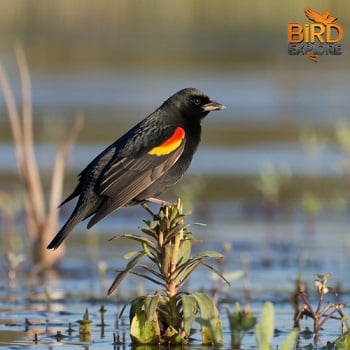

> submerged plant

[
  {"left": 294, "top": 273, "right": 348, "bottom": 344},
  {"left": 108, "top": 199, "right": 229, "bottom": 346}
]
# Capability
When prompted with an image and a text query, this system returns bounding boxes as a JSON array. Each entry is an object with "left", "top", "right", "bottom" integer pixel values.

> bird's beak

[{"left": 202, "top": 100, "right": 226, "bottom": 112}]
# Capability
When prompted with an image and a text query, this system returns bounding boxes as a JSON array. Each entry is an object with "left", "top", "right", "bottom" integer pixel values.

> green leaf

[
  {"left": 172, "top": 260, "right": 201, "bottom": 284},
  {"left": 210, "top": 269, "right": 245, "bottom": 283},
  {"left": 260, "top": 302, "right": 274, "bottom": 344},
  {"left": 280, "top": 330, "right": 298, "bottom": 350},
  {"left": 107, "top": 251, "right": 145, "bottom": 295},
  {"left": 130, "top": 299, "right": 160, "bottom": 344},
  {"left": 160, "top": 245, "right": 173, "bottom": 276},
  {"left": 141, "top": 241, "right": 158, "bottom": 263},
  {"left": 140, "top": 226, "right": 157, "bottom": 238},
  {"left": 130, "top": 269, "right": 165, "bottom": 288},
  {"left": 162, "top": 325, "right": 183, "bottom": 344},
  {"left": 172, "top": 250, "right": 225, "bottom": 286},
  {"left": 149, "top": 220, "right": 160, "bottom": 229},
  {"left": 169, "top": 206, "right": 179, "bottom": 222},
  {"left": 123, "top": 250, "right": 140, "bottom": 260},
  {"left": 163, "top": 223, "right": 187, "bottom": 245},
  {"left": 119, "top": 233, "right": 156, "bottom": 249},
  {"left": 144, "top": 295, "right": 160, "bottom": 320},
  {"left": 256, "top": 302, "right": 274, "bottom": 350},
  {"left": 186, "top": 251, "right": 223, "bottom": 263},
  {"left": 191, "top": 292, "right": 223, "bottom": 346},
  {"left": 119, "top": 296, "right": 140, "bottom": 319},
  {"left": 177, "top": 237, "right": 192, "bottom": 264},
  {"left": 181, "top": 294, "right": 197, "bottom": 336},
  {"left": 200, "top": 261, "right": 231, "bottom": 286}
]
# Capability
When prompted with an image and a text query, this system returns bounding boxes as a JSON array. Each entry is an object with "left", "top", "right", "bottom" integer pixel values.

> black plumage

[{"left": 47, "top": 88, "right": 225, "bottom": 249}]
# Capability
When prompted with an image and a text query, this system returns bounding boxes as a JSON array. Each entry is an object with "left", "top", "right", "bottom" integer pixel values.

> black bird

[{"left": 47, "top": 88, "right": 225, "bottom": 249}]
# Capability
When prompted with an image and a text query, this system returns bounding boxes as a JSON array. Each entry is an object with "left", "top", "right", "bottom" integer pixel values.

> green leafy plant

[
  {"left": 334, "top": 332, "right": 350, "bottom": 349},
  {"left": 256, "top": 302, "right": 298, "bottom": 350},
  {"left": 294, "top": 273, "right": 348, "bottom": 344},
  {"left": 108, "top": 199, "right": 229, "bottom": 346},
  {"left": 227, "top": 302, "right": 257, "bottom": 349}
]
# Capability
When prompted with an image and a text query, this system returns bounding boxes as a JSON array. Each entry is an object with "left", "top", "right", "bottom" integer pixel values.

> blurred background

[{"left": 0, "top": 0, "right": 350, "bottom": 292}]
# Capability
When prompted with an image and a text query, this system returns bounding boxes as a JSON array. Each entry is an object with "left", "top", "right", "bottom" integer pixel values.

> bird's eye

[{"left": 193, "top": 98, "right": 201, "bottom": 106}]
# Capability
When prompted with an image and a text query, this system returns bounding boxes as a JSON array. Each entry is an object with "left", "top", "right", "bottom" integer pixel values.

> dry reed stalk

[{"left": 0, "top": 45, "right": 83, "bottom": 267}]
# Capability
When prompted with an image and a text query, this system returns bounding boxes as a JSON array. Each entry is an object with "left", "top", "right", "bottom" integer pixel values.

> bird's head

[{"left": 166, "top": 88, "right": 226, "bottom": 122}]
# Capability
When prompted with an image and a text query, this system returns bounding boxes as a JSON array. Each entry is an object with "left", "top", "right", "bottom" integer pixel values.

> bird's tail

[{"left": 46, "top": 212, "right": 83, "bottom": 250}]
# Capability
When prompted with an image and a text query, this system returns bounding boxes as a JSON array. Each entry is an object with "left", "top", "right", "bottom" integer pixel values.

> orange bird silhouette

[{"left": 304, "top": 8, "right": 338, "bottom": 25}]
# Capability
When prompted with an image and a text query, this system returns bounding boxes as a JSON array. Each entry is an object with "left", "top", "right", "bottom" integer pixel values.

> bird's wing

[
  {"left": 86, "top": 125, "right": 186, "bottom": 228},
  {"left": 304, "top": 8, "right": 323, "bottom": 22}
]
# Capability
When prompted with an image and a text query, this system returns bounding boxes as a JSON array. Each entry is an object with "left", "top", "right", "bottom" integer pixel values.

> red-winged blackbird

[{"left": 47, "top": 88, "right": 225, "bottom": 249}]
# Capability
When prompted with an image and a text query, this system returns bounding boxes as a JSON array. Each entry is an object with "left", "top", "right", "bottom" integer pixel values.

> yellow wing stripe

[{"left": 148, "top": 127, "right": 185, "bottom": 156}]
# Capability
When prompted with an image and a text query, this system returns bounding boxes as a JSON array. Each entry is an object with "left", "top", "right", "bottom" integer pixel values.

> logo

[{"left": 288, "top": 8, "right": 344, "bottom": 62}]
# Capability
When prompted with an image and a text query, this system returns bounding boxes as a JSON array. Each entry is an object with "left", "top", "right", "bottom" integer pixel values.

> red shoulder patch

[{"left": 148, "top": 127, "right": 185, "bottom": 156}]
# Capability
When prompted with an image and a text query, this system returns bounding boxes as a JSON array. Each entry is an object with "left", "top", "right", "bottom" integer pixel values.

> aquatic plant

[
  {"left": 77, "top": 309, "right": 92, "bottom": 342},
  {"left": 226, "top": 302, "right": 257, "bottom": 349},
  {"left": 108, "top": 199, "right": 229, "bottom": 346},
  {"left": 255, "top": 302, "right": 298, "bottom": 350},
  {"left": 294, "top": 273, "right": 348, "bottom": 344}
]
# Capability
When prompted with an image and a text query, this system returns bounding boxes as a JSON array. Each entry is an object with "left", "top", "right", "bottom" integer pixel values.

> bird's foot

[
  {"left": 141, "top": 198, "right": 177, "bottom": 219},
  {"left": 141, "top": 202, "right": 158, "bottom": 218},
  {"left": 146, "top": 197, "right": 177, "bottom": 207}
]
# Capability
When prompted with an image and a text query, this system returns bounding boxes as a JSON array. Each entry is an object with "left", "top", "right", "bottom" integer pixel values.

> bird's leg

[
  {"left": 141, "top": 202, "right": 158, "bottom": 218},
  {"left": 146, "top": 197, "right": 177, "bottom": 207},
  {"left": 141, "top": 198, "right": 177, "bottom": 219}
]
